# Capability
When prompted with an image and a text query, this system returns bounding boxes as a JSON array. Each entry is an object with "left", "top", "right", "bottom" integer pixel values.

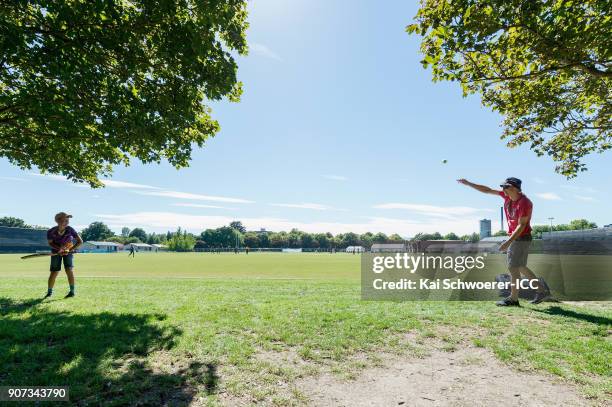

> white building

[
  {"left": 345, "top": 246, "right": 365, "bottom": 253},
  {"left": 371, "top": 243, "right": 406, "bottom": 253},
  {"left": 81, "top": 241, "right": 122, "bottom": 253},
  {"left": 125, "top": 243, "right": 154, "bottom": 252}
]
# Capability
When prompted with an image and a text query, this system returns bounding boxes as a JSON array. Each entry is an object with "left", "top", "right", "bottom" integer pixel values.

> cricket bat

[{"left": 21, "top": 242, "right": 75, "bottom": 260}]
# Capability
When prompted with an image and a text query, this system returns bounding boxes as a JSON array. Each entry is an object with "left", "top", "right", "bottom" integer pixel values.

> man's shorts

[
  {"left": 50, "top": 254, "right": 74, "bottom": 272},
  {"left": 507, "top": 235, "right": 532, "bottom": 268}
]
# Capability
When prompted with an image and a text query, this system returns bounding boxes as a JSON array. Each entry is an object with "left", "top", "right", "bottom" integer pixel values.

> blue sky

[{"left": 1, "top": 0, "right": 610, "bottom": 236}]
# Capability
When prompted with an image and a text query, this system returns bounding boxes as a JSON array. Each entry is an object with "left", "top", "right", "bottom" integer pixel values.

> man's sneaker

[
  {"left": 496, "top": 297, "right": 520, "bottom": 307},
  {"left": 530, "top": 291, "right": 550, "bottom": 304},
  {"left": 64, "top": 292, "right": 75, "bottom": 298},
  {"left": 44, "top": 292, "right": 52, "bottom": 299}
]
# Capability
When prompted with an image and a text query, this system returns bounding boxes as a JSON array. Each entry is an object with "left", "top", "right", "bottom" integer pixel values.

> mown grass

[{"left": 0, "top": 253, "right": 610, "bottom": 405}]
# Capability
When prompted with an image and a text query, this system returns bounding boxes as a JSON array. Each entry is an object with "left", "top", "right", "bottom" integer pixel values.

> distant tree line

[
  {"left": 531, "top": 219, "right": 598, "bottom": 239},
  {"left": 197, "top": 225, "right": 405, "bottom": 250},
  {"left": 0, "top": 217, "right": 602, "bottom": 251},
  {"left": 0, "top": 216, "right": 45, "bottom": 229},
  {"left": 411, "top": 232, "right": 481, "bottom": 243}
]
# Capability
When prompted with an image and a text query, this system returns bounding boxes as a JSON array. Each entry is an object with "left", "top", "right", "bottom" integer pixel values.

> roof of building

[
  {"left": 542, "top": 227, "right": 612, "bottom": 240},
  {"left": 151, "top": 244, "right": 167, "bottom": 248},
  {"left": 84, "top": 241, "right": 122, "bottom": 246},
  {"left": 480, "top": 236, "right": 507, "bottom": 242},
  {"left": 371, "top": 243, "right": 405, "bottom": 248},
  {"left": 128, "top": 243, "right": 153, "bottom": 247}
]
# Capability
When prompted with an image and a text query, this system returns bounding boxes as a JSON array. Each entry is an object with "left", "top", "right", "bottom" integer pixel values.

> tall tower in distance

[{"left": 479, "top": 219, "right": 492, "bottom": 239}]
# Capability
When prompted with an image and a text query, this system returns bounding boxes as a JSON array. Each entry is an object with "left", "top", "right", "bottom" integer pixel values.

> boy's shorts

[
  {"left": 50, "top": 254, "right": 74, "bottom": 272},
  {"left": 507, "top": 235, "right": 532, "bottom": 268}
]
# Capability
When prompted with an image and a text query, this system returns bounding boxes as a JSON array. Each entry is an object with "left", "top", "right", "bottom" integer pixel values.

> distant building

[
  {"left": 479, "top": 236, "right": 507, "bottom": 243},
  {"left": 0, "top": 226, "right": 48, "bottom": 253},
  {"left": 409, "top": 239, "right": 501, "bottom": 254},
  {"left": 371, "top": 243, "right": 406, "bottom": 253},
  {"left": 542, "top": 227, "right": 612, "bottom": 241},
  {"left": 151, "top": 244, "right": 168, "bottom": 252},
  {"left": 81, "top": 241, "right": 122, "bottom": 253},
  {"left": 539, "top": 227, "right": 612, "bottom": 254},
  {"left": 479, "top": 219, "right": 491, "bottom": 239},
  {"left": 345, "top": 246, "right": 365, "bottom": 253},
  {"left": 125, "top": 242, "right": 154, "bottom": 252},
  {"left": 411, "top": 240, "right": 471, "bottom": 253}
]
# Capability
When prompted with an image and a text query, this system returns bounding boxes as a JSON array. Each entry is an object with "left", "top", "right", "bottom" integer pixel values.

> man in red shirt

[{"left": 458, "top": 177, "right": 549, "bottom": 306}]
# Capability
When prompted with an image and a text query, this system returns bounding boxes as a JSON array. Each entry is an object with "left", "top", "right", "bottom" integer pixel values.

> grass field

[{"left": 1, "top": 252, "right": 610, "bottom": 406}]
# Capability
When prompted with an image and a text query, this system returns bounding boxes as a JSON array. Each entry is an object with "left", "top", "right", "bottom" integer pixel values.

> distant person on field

[
  {"left": 128, "top": 245, "right": 135, "bottom": 257},
  {"left": 45, "top": 212, "right": 82, "bottom": 299},
  {"left": 458, "top": 177, "right": 550, "bottom": 306}
]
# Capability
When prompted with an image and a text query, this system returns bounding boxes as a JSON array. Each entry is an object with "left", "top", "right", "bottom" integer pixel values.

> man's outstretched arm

[{"left": 457, "top": 179, "right": 501, "bottom": 196}]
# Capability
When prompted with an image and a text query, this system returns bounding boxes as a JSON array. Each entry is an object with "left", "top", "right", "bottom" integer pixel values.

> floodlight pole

[{"left": 548, "top": 217, "right": 554, "bottom": 235}]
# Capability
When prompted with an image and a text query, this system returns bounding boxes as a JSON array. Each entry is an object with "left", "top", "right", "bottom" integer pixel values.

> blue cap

[{"left": 500, "top": 177, "right": 522, "bottom": 190}]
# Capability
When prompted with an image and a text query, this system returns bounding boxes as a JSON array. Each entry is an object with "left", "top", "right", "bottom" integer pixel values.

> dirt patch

[{"left": 299, "top": 345, "right": 591, "bottom": 407}]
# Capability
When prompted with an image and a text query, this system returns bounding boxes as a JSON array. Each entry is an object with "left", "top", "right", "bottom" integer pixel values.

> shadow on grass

[
  {"left": 533, "top": 305, "right": 612, "bottom": 326},
  {"left": 0, "top": 297, "right": 44, "bottom": 312},
  {"left": 0, "top": 297, "right": 217, "bottom": 406}
]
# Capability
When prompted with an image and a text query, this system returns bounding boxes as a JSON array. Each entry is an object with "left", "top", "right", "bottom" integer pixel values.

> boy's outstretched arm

[{"left": 457, "top": 179, "right": 501, "bottom": 196}]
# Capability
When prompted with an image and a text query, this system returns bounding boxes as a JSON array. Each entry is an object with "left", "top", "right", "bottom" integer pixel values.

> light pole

[{"left": 548, "top": 217, "right": 554, "bottom": 235}]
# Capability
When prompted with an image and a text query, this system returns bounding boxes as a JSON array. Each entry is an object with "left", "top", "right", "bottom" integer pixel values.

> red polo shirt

[{"left": 499, "top": 192, "right": 533, "bottom": 236}]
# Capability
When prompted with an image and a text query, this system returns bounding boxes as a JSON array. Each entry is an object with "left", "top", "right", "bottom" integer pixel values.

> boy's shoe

[
  {"left": 530, "top": 291, "right": 550, "bottom": 304},
  {"left": 44, "top": 292, "right": 52, "bottom": 299},
  {"left": 496, "top": 297, "right": 520, "bottom": 307},
  {"left": 64, "top": 292, "right": 75, "bottom": 298}
]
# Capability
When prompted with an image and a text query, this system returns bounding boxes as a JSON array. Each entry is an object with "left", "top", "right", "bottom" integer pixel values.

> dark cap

[
  {"left": 500, "top": 177, "right": 522, "bottom": 190},
  {"left": 54, "top": 212, "right": 73, "bottom": 222}
]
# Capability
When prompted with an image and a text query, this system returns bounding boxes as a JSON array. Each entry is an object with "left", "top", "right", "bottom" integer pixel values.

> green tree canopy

[
  {"left": 167, "top": 229, "right": 196, "bottom": 252},
  {"left": 461, "top": 232, "right": 481, "bottom": 243},
  {"left": 388, "top": 233, "right": 405, "bottom": 242},
  {"left": 532, "top": 218, "right": 598, "bottom": 237},
  {"left": 412, "top": 232, "right": 442, "bottom": 241},
  {"left": 243, "top": 232, "right": 260, "bottom": 248},
  {"left": 0, "top": 0, "right": 248, "bottom": 186},
  {"left": 313, "top": 233, "right": 330, "bottom": 248},
  {"left": 568, "top": 218, "right": 597, "bottom": 230},
  {"left": 80, "top": 221, "right": 114, "bottom": 241},
  {"left": 408, "top": 0, "right": 611, "bottom": 177},
  {"left": 0, "top": 216, "right": 27, "bottom": 228},
  {"left": 200, "top": 225, "right": 241, "bottom": 247},
  {"left": 229, "top": 221, "right": 246, "bottom": 234},
  {"left": 129, "top": 227, "right": 148, "bottom": 242},
  {"left": 341, "top": 232, "right": 360, "bottom": 247},
  {"left": 258, "top": 232, "right": 270, "bottom": 248},
  {"left": 147, "top": 233, "right": 162, "bottom": 245},
  {"left": 444, "top": 232, "right": 460, "bottom": 240}
]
